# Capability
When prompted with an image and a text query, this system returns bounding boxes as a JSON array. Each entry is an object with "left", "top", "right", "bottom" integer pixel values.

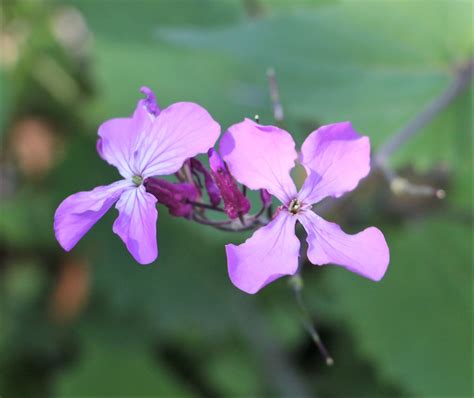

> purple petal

[
  {"left": 260, "top": 189, "right": 272, "bottom": 207},
  {"left": 54, "top": 180, "right": 132, "bottom": 251},
  {"left": 112, "top": 185, "right": 158, "bottom": 264},
  {"left": 134, "top": 102, "right": 220, "bottom": 177},
  {"left": 299, "top": 211, "right": 389, "bottom": 281},
  {"left": 98, "top": 100, "right": 153, "bottom": 178},
  {"left": 220, "top": 119, "right": 297, "bottom": 204},
  {"left": 299, "top": 122, "right": 370, "bottom": 204},
  {"left": 139, "top": 86, "right": 160, "bottom": 116},
  {"left": 226, "top": 210, "right": 300, "bottom": 294}
]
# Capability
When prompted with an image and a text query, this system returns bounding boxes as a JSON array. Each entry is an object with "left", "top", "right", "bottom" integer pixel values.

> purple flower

[
  {"left": 220, "top": 119, "right": 390, "bottom": 294},
  {"left": 208, "top": 148, "right": 251, "bottom": 219},
  {"left": 54, "top": 88, "right": 220, "bottom": 264}
]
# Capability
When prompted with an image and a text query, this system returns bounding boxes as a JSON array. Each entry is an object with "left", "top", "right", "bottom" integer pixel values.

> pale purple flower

[
  {"left": 220, "top": 119, "right": 390, "bottom": 294},
  {"left": 54, "top": 87, "right": 220, "bottom": 264}
]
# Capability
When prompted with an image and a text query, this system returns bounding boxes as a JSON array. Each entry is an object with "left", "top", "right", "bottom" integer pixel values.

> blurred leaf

[
  {"left": 204, "top": 345, "right": 264, "bottom": 396},
  {"left": 2, "top": 259, "right": 46, "bottom": 310},
  {"left": 56, "top": 325, "right": 195, "bottom": 397},
  {"left": 325, "top": 217, "right": 471, "bottom": 396},
  {"left": 158, "top": 0, "right": 472, "bottom": 149},
  {"left": 0, "top": 188, "right": 57, "bottom": 249},
  {"left": 0, "top": 69, "right": 11, "bottom": 134}
]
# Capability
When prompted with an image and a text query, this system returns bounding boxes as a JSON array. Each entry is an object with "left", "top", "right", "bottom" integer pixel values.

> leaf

[
  {"left": 158, "top": 0, "right": 472, "bottom": 150},
  {"left": 323, "top": 217, "right": 471, "bottom": 396},
  {"left": 55, "top": 325, "right": 195, "bottom": 397}
]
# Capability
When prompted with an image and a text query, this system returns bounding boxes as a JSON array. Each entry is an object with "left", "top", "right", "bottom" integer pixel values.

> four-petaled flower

[
  {"left": 54, "top": 87, "right": 220, "bottom": 264},
  {"left": 220, "top": 119, "right": 390, "bottom": 294}
]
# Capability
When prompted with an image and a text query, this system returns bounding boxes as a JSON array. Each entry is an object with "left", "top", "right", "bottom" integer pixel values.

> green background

[{"left": 1, "top": 0, "right": 472, "bottom": 397}]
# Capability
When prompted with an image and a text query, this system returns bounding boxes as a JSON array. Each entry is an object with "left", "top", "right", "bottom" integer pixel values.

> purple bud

[
  {"left": 144, "top": 177, "right": 198, "bottom": 218},
  {"left": 189, "top": 158, "right": 221, "bottom": 207},
  {"left": 139, "top": 86, "right": 160, "bottom": 116},
  {"left": 260, "top": 189, "right": 272, "bottom": 207},
  {"left": 208, "top": 149, "right": 251, "bottom": 219}
]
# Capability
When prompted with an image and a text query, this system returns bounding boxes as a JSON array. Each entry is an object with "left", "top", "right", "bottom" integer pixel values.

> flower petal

[
  {"left": 98, "top": 100, "right": 153, "bottom": 178},
  {"left": 134, "top": 102, "right": 220, "bottom": 177},
  {"left": 299, "top": 211, "right": 389, "bottom": 281},
  {"left": 112, "top": 185, "right": 158, "bottom": 264},
  {"left": 226, "top": 210, "right": 300, "bottom": 294},
  {"left": 299, "top": 122, "right": 370, "bottom": 204},
  {"left": 54, "top": 180, "right": 132, "bottom": 251},
  {"left": 220, "top": 118, "right": 297, "bottom": 204}
]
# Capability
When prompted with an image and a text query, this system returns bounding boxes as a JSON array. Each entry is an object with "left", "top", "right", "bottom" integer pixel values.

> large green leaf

[
  {"left": 324, "top": 217, "right": 471, "bottom": 396},
  {"left": 55, "top": 325, "right": 196, "bottom": 397},
  {"left": 158, "top": 1, "right": 472, "bottom": 149}
]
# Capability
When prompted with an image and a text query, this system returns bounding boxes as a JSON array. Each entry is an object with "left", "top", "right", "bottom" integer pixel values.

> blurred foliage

[{"left": 0, "top": 0, "right": 472, "bottom": 397}]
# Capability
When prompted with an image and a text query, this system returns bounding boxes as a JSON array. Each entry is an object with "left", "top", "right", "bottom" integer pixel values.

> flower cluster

[{"left": 54, "top": 88, "right": 389, "bottom": 294}]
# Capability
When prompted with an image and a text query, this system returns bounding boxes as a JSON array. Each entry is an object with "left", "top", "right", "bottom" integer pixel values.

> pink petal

[
  {"left": 134, "top": 102, "right": 220, "bottom": 177},
  {"left": 97, "top": 102, "right": 153, "bottom": 178},
  {"left": 299, "top": 122, "right": 370, "bottom": 204},
  {"left": 112, "top": 185, "right": 158, "bottom": 264},
  {"left": 226, "top": 210, "right": 300, "bottom": 294},
  {"left": 299, "top": 211, "right": 389, "bottom": 281},
  {"left": 220, "top": 118, "right": 297, "bottom": 204},
  {"left": 54, "top": 180, "right": 132, "bottom": 251}
]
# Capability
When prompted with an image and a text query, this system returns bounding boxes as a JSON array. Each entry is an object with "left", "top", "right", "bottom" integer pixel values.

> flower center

[
  {"left": 288, "top": 198, "right": 302, "bottom": 215},
  {"left": 132, "top": 175, "right": 143, "bottom": 186}
]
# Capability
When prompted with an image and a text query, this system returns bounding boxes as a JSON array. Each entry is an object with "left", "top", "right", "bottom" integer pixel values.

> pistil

[
  {"left": 132, "top": 175, "right": 143, "bottom": 186},
  {"left": 288, "top": 198, "right": 301, "bottom": 215}
]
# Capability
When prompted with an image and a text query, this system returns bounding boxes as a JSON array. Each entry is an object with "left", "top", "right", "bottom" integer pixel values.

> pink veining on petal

[
  {"left": 299, "top": 122, "right": 370, "bottom": 204},
  {"left": 299, "top": 210, "right": 389, "bottom": 281},
  {"left": 54, "top": 180, "right": 133, "bottom": 251},
  {"left": 220, "top": 118, "right": 297, "bottom": 204},
  {"left": 134, "top": 102, "right": 220, "bottom": 177},
  {"left": 226, "top": 210, "right": 300, "bottom": 294},
  {"left": 113, "top": 185, "right": 158, "bottom": 265}
]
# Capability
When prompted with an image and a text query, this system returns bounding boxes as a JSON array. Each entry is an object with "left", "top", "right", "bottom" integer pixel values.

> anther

[{"left": 288, "top": 199, "right": 301, "bottom": 214}]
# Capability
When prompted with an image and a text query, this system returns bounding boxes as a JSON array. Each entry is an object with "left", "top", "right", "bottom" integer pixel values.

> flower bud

[
  {"left": 208, "top": 149, "right": 250, "bottom": 219},
  {"left": 139, "top": 86, "right": 160, "bottom": 116},
  {"left": 144, "top": 177, "right": 198, "bottom": 218},
  {"left": 189, "top": 158, "right": 221, "bottom": 207}
]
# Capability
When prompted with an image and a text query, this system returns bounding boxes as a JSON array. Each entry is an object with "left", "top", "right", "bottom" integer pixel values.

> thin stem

[
  {"left": 375, "top": 59, "right": 474, "bottom": 166},
  {"left": 189, "top": 201, "right": 225, "bottom": 213},
  {"left": 267, "top": 67, "right": 284, "bottom": 122},
  {"left": 213, "top": 220, "right": 263, "bottom": 232},
  {"left": 291, "top": 277, "right": 333, "bottom": 366},
  {"left": 192, "top": 214, "right": 232, "bottom": 226},
  {"left": 252, "top": 203, "right": 269, "bottom": 221}
]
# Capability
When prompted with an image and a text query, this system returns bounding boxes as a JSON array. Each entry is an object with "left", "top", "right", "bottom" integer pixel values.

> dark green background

[{"left": 1, "top": 0, "right": 472, "bottom": 397}]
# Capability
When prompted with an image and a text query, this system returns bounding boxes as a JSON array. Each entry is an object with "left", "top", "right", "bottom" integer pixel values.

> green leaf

[
  {"left": 55, "top": 326, "right": 195, "bottom": 397},
  {"left": 158, "top": 0, "right": 472, "bottom": 150},
  {"left": 324, "top": 217, "right": 471, "bottom": 396}
]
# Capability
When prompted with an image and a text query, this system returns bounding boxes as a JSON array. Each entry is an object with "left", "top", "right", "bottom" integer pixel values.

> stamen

[
  {"left": 132, "top": 175, "right": 143, "bottom": 186},
  {"left": 288, "top": 199, "right": 301, "bottom": 214}
]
